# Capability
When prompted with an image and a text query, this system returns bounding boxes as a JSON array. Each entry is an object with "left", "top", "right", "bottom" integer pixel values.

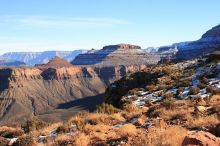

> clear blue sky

[{"left": 0, "top": 0, "right": 219, "bottom": 54}]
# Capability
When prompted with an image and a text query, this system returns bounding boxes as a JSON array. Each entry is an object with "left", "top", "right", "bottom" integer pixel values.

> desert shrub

[
  {"left": 131, "top": 95, "right": 138, "bottom": 101},
  {"left": 145, "top": 98, "right": 153, "bottom": 106},
  {"left": 12, "top": 135, "right": 35, "bottom": 146},
  {"left": 54, "top": 135, "right": 73, "bottom": 146},
  {"left": 123, "top": 104, "right": 140, "bottom": 113},
  {"left": 206, "top": 86, "right": 214, "bottom": 94},
  {"left": 157, "top": 84, "right": 167, "bottom": 90},
  {"left": 146, "top": 85, "right": 156, "bottom": 93},
  {"left": 187, "top": 115, "right": 219, "bottom": 129},
  {"left": 117, "top": 124, "right": 137, "bottom": 137},
  {"left": 145, "top": 126, "right": 187, "bottom": 146},
  {"left": 163, "top": 92, "right": 174, "bottom": 99},
  {"left": 147, "top": 106, "right": 161, "bottom": 118},
  {"left": 96, "top": 103, "right": 120, "bottom": 114},
  {"left": 197, "top": 83, "right": 207, "bottom": 89},
  {"left": 189, "top": 87, "right": 200, "bottom": 95},
  {"left": 56, "top": 125, "right": 69, "bottom": 134},
  {"left": 200, "top": 77, "right": 209, "bottom": 84},
  {"left": 161, "top": 93, "right": 175, "bottom": 110},
  {"left": 74, "top": 133, "right": 90, "bottom": 146},
  {"left": 0, "top": 126, "right": 23, "bottom": 138},
  {"left": 22, "top": 118, "right": 47, "bottom": 133},
  {"left": 177, "top": 87, "right": 184, "bottom": 94},
  {"left": 193, "top": 96, "right": 205, "bottom": 106}
]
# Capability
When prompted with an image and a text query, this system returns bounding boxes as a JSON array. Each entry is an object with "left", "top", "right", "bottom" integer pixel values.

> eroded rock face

[
  {"left": 182, "top": 131, "right": 220, "bottom": 146},
  {"left": 176, "top": 24, "right": 220, "bottom": 60},
  {"left": 72, "top": 44, "right": 160, "bottom": 66},
  {"left": 0, "top": 64, "right": 147, "bottom": 125},
  {"left": 202, "top": 25, "right": 220, "bottom": 38}
]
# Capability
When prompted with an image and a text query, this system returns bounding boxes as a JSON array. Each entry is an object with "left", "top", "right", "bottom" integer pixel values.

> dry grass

[
  {"left": 74, "top": 133, "right": 90, "bottom": 146},
  {"left": 210, "top": 95, "right": 220, "bottom": 105},
  {"left": 117, "top": 124, "right": 138, "bottom": 137},
  {"left": 84, "top": 124, "right": 117, "bottom": 141},
  {"left": 53, "top": 134, "right": 74, "bottom": 146},
  {"left": 187, "top": 114, "right": 219, "bottom": 129},
  {"left": 145, "top": 126, "right": 188, "bottom": 146},
  {"left": 38, "top": 122, "right": 63, "bottom": 136},
  {"left": 110, "top": 113, "right": 126, "bottom": 122},
  {"left": 0, "top": 126, "right": 23, "bottom": 138}
]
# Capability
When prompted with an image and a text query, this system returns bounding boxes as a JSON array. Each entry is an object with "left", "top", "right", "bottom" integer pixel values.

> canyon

[{"left": 0, "top": 45, "right": 150, "bottom": 125}]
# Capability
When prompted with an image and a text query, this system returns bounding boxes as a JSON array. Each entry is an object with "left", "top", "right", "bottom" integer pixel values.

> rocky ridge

[
  {"left": 72, "top": 44, "right": 160, "bottom": 66},
  {"left": 1, "top": 50, "right": 86, "bottom": 66}
]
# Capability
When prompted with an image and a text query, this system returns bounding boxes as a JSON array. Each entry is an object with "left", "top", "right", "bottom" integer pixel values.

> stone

[{"left": 182, "top": 131, "right": 220, "bottom": 146}]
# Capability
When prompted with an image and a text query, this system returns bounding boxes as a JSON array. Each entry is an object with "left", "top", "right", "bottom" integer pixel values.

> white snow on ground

[
  {"left": 179, "top": 87, "right": 190, "bottom": 99},
  {"left": 138, "top": 91, "right": 149, "bottom": 95}
]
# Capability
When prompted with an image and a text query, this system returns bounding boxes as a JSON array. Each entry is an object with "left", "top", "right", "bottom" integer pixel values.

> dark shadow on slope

[{"left": 57, "top": 94, "right": 104, "bottom": 111}]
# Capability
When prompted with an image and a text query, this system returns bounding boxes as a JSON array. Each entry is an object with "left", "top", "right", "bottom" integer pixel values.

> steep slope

[
  {"left": 1, "top": 50, "right": 86, "bottom": 66},
  {"left": 176, "top": 24, "right": 220, "bottom": 60},
  {"left": 105, "top": 52, "right": 220, "bottom": 108},
  {"left": 0, "top": 63, "right": 147, "bottom": 125},
  {"left": 72, "top": 44, "right": 160, "bottom": 66}
]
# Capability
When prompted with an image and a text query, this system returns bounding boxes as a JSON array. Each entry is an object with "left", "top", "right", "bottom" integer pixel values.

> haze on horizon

[{"left": 0, "top": 0, "right": 220, "bottom": 55}]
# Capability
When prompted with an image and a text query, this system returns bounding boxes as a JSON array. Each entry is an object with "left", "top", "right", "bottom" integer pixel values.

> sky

[{"left": 0, "top": 0, "right": 220, "bottom": 54}]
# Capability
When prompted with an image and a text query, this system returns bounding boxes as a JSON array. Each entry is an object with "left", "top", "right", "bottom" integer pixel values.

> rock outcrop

[
  {"left": 39, "top": 56, "right": 73, "bottom": 68},
  {"left": 182, "top": 131, "right": 220, "bottom": 146},
  {"left": 72, "top": 44, "right": 160, "bottom": 66}
]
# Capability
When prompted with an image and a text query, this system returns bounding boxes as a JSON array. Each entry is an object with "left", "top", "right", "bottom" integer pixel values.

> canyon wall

[{"left": 0, "top": 65, "right": 146, "bottom": 124}]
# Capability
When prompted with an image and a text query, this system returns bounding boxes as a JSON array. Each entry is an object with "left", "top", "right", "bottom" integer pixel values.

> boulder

[{"left": 182, "top": 131, "right": 220, "bottom": 146}]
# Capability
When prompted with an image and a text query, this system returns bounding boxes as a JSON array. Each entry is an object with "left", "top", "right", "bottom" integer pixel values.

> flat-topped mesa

[
  {"left": 72, "top": 43, "right": 160, "bottom": 66},
  {"left": 102, "top": 44, "right": 141, "bottom": 50}
]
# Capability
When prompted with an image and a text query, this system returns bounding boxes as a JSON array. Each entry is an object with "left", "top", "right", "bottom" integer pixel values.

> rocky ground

[{"left": 0, "top": 52, "right": 219, "bottom": 146}]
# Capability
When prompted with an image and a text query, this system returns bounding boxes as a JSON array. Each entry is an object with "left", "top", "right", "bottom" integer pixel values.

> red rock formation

[
  {"left": 42, "top": 56, "right": 73, "bottom": 67},
  {"left": 182, "top": 131, "right": 220, "bottom": 146}
]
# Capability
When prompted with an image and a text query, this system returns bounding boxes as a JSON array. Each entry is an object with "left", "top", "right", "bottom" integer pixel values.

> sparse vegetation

[{"left": 96, "top": 103, "right": 120, "bottom": 114}]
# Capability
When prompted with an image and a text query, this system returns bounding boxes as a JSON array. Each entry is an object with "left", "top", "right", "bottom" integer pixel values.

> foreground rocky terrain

[{"left": 0, "top": 52, "right": 219, "bottom": 146}]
